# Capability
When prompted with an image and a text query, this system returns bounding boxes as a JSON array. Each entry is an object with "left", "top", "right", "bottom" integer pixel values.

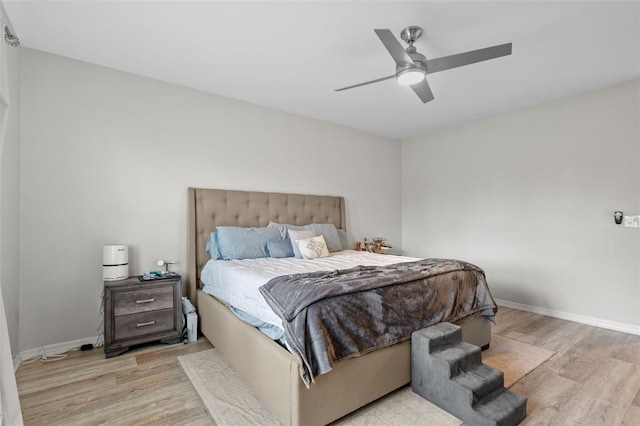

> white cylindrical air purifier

[{"left": 103, "top": 244, "right": 129, "bottom": 281}]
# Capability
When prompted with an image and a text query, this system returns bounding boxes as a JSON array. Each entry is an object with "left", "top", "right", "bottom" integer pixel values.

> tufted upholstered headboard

[{"left": 187, "top": 188, "right": 346, "bottom": 305}]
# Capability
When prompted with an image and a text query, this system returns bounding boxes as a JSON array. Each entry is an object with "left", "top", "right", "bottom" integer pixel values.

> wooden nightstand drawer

[
  {"left": 104, "top": 276, "right": 182, "bottom": 358},
  {"left": 114, "top": 309, "right": 175, "bottom": 340},
  {"left": 114, "top": 286, "right": 173, "bottom": 316}
]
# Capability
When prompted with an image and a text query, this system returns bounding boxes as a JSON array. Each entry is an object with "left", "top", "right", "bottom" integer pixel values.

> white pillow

[
  {"left": 288, "top": 229, "right": 317, "bottom": 258},
  {"left": 296, "top": 235, "right": 329, "bottom": 260}
]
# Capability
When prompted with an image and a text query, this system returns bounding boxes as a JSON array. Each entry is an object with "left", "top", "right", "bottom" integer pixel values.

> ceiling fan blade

[
  {"left": 374, "top": 29, "right": 414, "bottom": 66},
  {"left": 334, "top": 74, "right": 396, "bottom": 92},
  {"left": 425, "top": 43, "right": 512, "bottom": 75},
  {"left": 411, "top": 79, "right": 435, "bottom": 103}
]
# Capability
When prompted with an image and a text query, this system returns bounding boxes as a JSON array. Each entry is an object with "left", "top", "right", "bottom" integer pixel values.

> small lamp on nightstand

[{"left": 156, "top": 259, "right": 175, "bottom": 273}]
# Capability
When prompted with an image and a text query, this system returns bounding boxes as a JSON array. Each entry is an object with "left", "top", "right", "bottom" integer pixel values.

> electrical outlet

[{"left": 624, "top": 215, "right": 640, "bottom": 227}]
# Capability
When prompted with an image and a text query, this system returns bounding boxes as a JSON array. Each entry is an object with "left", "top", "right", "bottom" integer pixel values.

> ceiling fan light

[{"left": 396, "top": 68, "right": 426, "bottom": 86}]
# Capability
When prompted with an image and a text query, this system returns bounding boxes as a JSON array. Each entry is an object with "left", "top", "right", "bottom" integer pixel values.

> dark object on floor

[
  {"left": 411, "top": 322, "right": 527, "bottom": 426},
  {"left": 80, "top": 344, "right": 94, "bottom": 351}
]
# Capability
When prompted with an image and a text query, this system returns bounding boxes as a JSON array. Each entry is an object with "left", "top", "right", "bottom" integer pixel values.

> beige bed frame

[{"left": 187, "top": 187, "right": 491, "bottom": 426}]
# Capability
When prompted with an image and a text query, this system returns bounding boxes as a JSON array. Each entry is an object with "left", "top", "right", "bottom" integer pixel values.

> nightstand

[{"left": 103, "top": 275, "right": 182, "bottom": 358}]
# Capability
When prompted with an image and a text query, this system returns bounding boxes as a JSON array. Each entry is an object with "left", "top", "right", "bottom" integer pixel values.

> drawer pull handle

[
  {"left": 136, "top": 298, "right": 155, "bottom": 304},
  {"left": 137, "top": 321, "right": 156, "bottom": 327}
]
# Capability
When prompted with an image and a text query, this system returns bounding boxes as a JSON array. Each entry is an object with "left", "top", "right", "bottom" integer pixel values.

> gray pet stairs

[{"left": 411, "top": 322, "right": 527, "bottom": 426}]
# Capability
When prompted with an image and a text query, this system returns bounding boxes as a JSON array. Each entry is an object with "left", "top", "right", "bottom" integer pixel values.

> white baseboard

[
  {"left": 495, "top": 299, "right": 640, "bottom": 336},
  {"left": 18, "top": 336, "right": 99, "bottom": 365},
  {"left": 13, "top": 353, "right": 20, "bottom": 372}
]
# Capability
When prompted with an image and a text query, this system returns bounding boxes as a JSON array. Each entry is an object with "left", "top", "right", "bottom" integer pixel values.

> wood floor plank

[
  {"left": 17, "top": 339, "right": 213, "bottom": 425},
  {"left": 142, "top": 405, "right": 214, "bottom": 426},
  {"left": 511, "top": 366, "right": 579, "bottom": 424},
  {"left": 541, "top": 327, "right": 624, "bottom": 383},
  {"left": 491, "top": 307, "right": 538, "bottom": 336},
  {"left": 498, "top": 309, "right": 593, "bottom": 353},
  {"left": 134, "top": 339, "right": 213, "bottom": 368},
  {"left": 552, "top": 358, "right": 640, "bottom": 426},
  {"left": 59, "top": 381, "right": 196, "bottom": 425},
  {"left": 16, "top": 356, "right": 137, "bottom": 396},
  {"left": 621, "top": 405, "right": 640, "bottom": 426},
  {"left": 18, "top": 373, "right": 117, "bottom": 421},
  {"left": 502, "top": 330, "right": 538, "bottom": 345},
  {"left": 21, "top": 362, "right": 188, "bottom": 424},
  {"left": 609, "top": 333, "right": 640, "bottom": 366},
  {"left": 528, "top": 320, "right": 592, "bottom": 353},
  {"left": 632, "top": 385, "right": 640, "bottom": 408}
]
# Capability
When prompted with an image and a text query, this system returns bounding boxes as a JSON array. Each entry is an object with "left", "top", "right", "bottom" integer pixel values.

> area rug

[
  {"left": 178, "top": 336, "right": 555, "bottom": 425},
  {"left": 482, "top": 335, "right": 556, "bottom": 388}
]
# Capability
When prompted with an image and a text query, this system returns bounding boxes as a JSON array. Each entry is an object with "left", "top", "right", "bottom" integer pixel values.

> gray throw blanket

[{"left": 259, "top": 258, "right": 497, "bottom": 385}]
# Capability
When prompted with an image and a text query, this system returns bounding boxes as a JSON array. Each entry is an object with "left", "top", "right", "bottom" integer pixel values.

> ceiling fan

[{"left": 335, "top": 26, "right": 512, "bottom": 103}]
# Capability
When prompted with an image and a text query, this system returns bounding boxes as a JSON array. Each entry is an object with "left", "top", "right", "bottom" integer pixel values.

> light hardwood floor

[
  {"left": 16, "top": 307, "right": 640, "bottom": 425},
  {"left": 16, "top": 338, "right": 214, "bottom": 425}
]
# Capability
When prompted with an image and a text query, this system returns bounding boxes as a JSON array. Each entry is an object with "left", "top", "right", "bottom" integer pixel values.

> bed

[{"left": 186, "top": 187, "right": 494, "bottom": 426}]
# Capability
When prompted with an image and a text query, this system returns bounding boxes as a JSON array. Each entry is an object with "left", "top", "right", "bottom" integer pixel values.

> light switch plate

[{"left": 624, "top": 215, "right": 640, "bottom": 227}]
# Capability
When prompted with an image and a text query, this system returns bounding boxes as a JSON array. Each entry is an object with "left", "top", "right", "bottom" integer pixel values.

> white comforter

[{"left": 201, "top": 250, "right": 420, "bottom": 328}]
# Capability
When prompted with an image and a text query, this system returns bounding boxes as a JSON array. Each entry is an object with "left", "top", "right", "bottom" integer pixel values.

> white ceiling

[{"left": 3, "top": 1, "right": 640, "bottom": 140}]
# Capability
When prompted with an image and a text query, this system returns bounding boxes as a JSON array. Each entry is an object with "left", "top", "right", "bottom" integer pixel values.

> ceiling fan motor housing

[{"left": 396, "top": 46, "right": 427, "bottom": 84}]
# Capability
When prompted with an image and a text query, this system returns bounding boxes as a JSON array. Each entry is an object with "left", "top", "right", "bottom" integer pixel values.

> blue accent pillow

[
  {"left": 267, "top": 239, "right": 294, "bottom": 258},
  {"left": 205, "top": 232, "right": 221, "bottom": 260},
  {"left": 216, "top": 226, "right": 282, "bottom": 260},
  {"left": 337, "top": 228, "right": 350, "bottom": 250},
  {"left": 268, "top": 222, "right": 288, "bottom": 239},
  {"left": 308, "top": 223, "right": 342, "bottom": 252},
  {"left": 268, "top": 222, "right": 343, "bottom": 252}
]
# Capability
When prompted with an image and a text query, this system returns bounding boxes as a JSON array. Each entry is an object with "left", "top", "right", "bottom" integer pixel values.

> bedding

[
  {"left": 229, "top": 306, "right": 285, "bottom": 343},
  {"left": 201, "top": 250, "right": 419, "bottom": 329},
  {"left": 201, "top": 247, "right": 498, "bottom": 385},
  {"left": 260, "top": 258, "right": 497, "bottom": 384}
]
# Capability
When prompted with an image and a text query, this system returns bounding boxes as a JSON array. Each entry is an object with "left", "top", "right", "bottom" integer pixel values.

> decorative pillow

[
  {"left": 267, "top": 222, "right": 289, "bottom": 239},
  {"left": 337, "top": 228, "right": 350, "bottom": 250},
  {"left": 216, "top": 226, "right": 282, "bottom": 260},
  {"left": 296, "top": 235, "right": 329, "bottom": 260},
  {"left": 308, "top": 223, "right": 342, "bottom": 252},
  {"left": 269, "top": 222, "right": 342, "bottom": 252},
  {"left": 267, "top": 239, "right": 294, "bottom": 258},
  {"left": 288, "top": 229, "right": 317, "bottom": 258},
  {"left": 205, "top": 232, "right": 221, "bottom": 260}
]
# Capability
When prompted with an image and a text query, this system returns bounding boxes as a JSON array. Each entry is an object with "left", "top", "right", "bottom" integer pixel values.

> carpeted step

[
  {"left": 413, "top": 321, "right": 463, "bottom": 353},
  {"left": 452, "top": 363, "right": 505, "bottom": 403},
  {"left": 431, "top": 341, "right": 482, "bottom": 378},
  {"left": 474, "top": 387, "right": 528, "bottom": 426}
]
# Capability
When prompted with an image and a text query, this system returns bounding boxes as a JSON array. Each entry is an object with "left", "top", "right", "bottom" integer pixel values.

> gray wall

[
  {"left": 1, "top": 41, "right": 20, "bottom": 357},
  {"left": 19, "top": 48, "right": 402, "bottom": 351},
  {"left": 402, "top": 79, "right": 640, "bottom": 329},
  {"left": 15, "top": 48, "right": 640, "bottom": 352}
]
